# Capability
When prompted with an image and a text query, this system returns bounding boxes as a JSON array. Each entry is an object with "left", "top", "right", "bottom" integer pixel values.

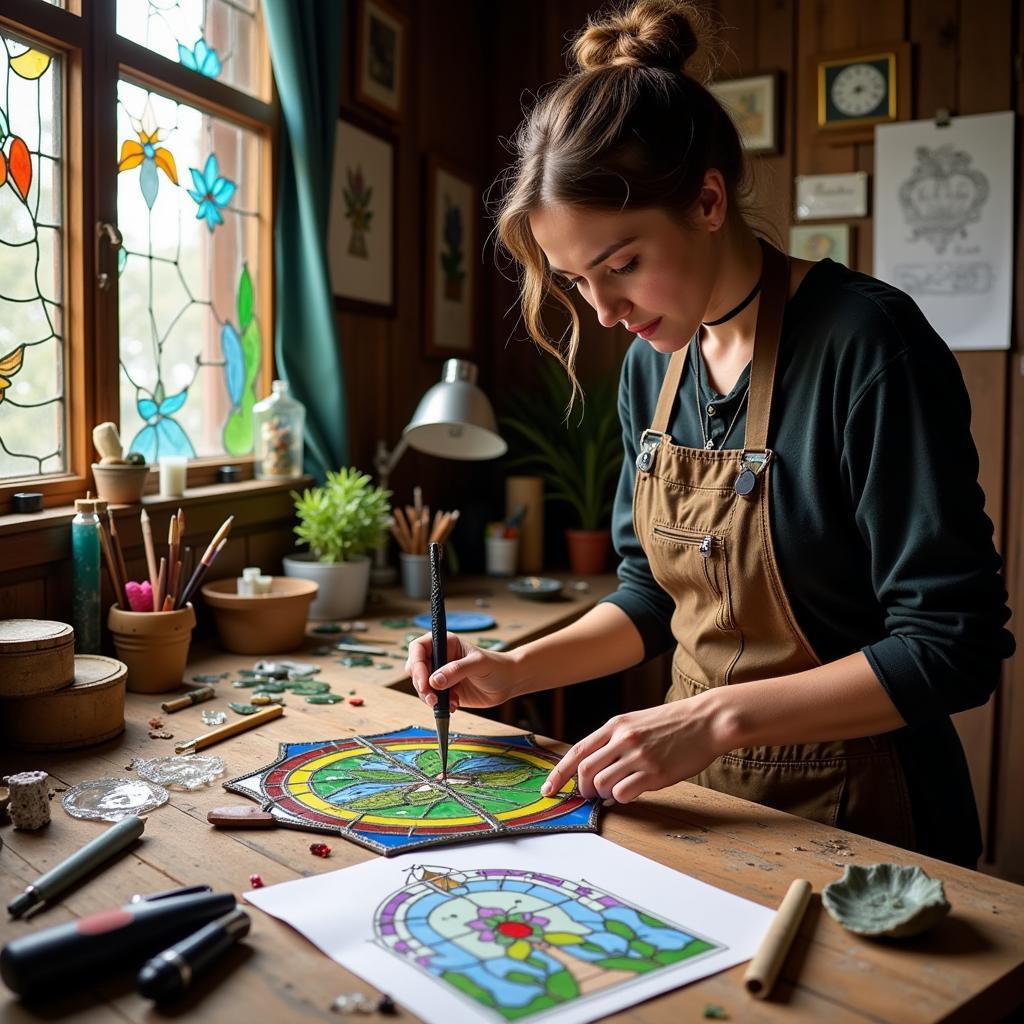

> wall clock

[{"left": 813, "top": 43, "right": 910, "bottom": 142}]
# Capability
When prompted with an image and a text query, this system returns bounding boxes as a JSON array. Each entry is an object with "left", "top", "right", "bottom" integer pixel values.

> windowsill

[{"left": 0, "top": 476, "right": 312, "bottom": 539}]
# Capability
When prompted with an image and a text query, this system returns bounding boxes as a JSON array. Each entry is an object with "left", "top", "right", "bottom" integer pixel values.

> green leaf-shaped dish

[{"left": 822, "top": 863, "right": 950, "bottom": 938}]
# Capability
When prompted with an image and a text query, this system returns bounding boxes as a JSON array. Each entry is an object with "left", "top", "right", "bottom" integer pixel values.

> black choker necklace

[{"left": 701, "top": 274, "right": 763, "bottom": 327}]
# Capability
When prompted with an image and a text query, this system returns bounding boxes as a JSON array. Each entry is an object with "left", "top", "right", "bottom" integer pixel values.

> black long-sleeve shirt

[{"left": 601, "top": 257, "right": 1014, "bottom": 867}]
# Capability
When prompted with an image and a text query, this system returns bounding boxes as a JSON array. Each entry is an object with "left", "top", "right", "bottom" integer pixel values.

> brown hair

[{"left": 493, "top": 0, "right": 749, "bottom": 404}]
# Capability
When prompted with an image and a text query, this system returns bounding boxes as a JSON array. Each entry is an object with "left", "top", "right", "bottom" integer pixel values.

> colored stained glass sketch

[
  {"left": 224, "top": 727, "right": 599, "bottom": 856},
  {"left": 375, "top": 864, "right": 722, "bottom": 1020}
]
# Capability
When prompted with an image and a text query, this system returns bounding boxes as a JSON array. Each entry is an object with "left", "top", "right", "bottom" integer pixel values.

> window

[{"left": 0, "top": 0, "right": 274, "bottom": 510}]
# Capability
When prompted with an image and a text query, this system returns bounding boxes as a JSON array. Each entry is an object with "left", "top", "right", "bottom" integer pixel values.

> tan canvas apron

[{"left": 632, "top": 242, "right": 915, "bottom": 848}]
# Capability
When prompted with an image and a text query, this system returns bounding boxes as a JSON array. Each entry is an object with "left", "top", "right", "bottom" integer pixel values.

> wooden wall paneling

[
  {"left": 0, "top": 577, "right": 46, "bottom": 620},
  {"left": 993, "top": 2, "right": 1024, "bottom": 883}
]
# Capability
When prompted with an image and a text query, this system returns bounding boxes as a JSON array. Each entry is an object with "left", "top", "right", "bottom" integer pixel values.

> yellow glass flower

[{"left": 117, "top": 99, "right": 178, "bottom": 209}]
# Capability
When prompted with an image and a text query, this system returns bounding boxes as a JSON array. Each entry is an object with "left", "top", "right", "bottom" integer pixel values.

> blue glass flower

[
  {"left": 178, "top": 37, "right": 221, "bottom": 79},
  {"left": 187, "top": 154, "right": 237, "bottom": 231},
  {"left": 129, "top": 386, "right": 196, "bottom": 462}
]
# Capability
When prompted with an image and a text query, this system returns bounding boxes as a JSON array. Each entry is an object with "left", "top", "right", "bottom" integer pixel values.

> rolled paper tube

[{"left": 743, "top": 878, "right": 813, "bottom": 999}]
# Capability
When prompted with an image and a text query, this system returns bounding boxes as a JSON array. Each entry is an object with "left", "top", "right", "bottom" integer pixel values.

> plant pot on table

[{"left": 283, "top": 552, "right": 371, "bottom": 621}]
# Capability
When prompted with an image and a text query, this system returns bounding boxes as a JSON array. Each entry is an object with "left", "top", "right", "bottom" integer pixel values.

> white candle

[{"left": 158, "top": 455, "right": 187, "bottom": 497}]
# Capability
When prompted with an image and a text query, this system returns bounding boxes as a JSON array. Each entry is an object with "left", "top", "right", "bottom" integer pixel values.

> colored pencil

[
  {"left": 177, "top": 537, "right": 226, "bottom": 609},
  {"left": 140, "top": 509, "right": 158, "bottom": 601}
]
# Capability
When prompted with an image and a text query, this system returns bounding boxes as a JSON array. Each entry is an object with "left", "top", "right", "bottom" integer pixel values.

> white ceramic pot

[{"left": 282, "top": 552, "right": 371, "bottom": 620}]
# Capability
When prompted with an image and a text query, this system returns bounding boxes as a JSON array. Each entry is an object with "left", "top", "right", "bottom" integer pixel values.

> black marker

[
  {"left": 0, "top": 890, "right": 235, "bottom": 998},
  {"left": 137, "top": 907, "right": 251, "bottom": 1001},
  {"left": 429, "top": 541, "right": 450, "bottom": 779}
]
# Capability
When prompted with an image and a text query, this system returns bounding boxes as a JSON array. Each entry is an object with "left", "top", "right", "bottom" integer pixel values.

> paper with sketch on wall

[
  {"left": 245, "top": 832, "right": 773, "bottom": 1024},
  {"left": 874, "top": 110, "right": 1014, "bottom": 351}
]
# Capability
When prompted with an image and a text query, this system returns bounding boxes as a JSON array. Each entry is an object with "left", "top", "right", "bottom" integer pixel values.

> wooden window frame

[{"left": 0, "top": 0, "right": 276, "bottom": 514}]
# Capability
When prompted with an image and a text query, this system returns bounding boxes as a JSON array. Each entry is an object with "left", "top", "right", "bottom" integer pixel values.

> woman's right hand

[{"left": 406, "top": 632, "right": 522, "bottom": 712}]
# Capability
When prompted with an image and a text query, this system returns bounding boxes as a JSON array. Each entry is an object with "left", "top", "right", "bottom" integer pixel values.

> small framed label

[{"left": 795, "top": 171, "right": 868, "bottom": 220}]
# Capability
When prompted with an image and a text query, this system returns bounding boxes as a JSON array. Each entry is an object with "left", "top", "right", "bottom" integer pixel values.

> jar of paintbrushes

[
  {"left": 102, "top": 507, "right": 233, "bottom": 693},
  {"left": 390, "top": 489, "right": 459, "bottom": 600}
]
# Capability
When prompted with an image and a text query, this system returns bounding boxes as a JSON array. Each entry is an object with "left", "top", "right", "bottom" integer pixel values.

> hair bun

[{"left": 571, "top": 0, "right": 703, "bottom": 75}]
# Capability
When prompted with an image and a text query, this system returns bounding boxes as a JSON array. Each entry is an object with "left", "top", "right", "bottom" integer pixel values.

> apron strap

[
  {"left": 744, "top": 240, "right": 790, "bottom": 452},
  {"left": 648, "top": 239, "right": 790, "bottom": 446},
  {"left": 650, "top": 341, "right": 690, "bottom": 436}
]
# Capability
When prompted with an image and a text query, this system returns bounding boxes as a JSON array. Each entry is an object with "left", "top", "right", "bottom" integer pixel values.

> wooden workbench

[{"left": 3, "top": 666, "right": 1024, "bottom": 1022}]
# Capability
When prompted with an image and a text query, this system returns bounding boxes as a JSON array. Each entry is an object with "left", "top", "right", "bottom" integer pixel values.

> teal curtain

[{"left": 264, "top": 0, "right": 348, "bottom": 481}]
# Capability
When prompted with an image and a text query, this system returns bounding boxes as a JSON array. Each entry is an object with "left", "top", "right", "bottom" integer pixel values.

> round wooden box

[
  {"left": 0, "top": 619, "right": 75, "bottom": 698},
  {"left": 0, "top": 654, "right": 127, "bottom": 750}
]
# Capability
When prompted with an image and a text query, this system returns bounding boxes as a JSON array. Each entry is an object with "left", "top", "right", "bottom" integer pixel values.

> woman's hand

[
  {"left": 406, "top": 632, "right": 523, "bottom": 712},
  {"left": 541, "top": 695, "right": 728, "bottom": 803}
]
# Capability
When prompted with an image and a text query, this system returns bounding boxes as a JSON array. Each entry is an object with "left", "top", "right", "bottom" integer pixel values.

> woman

[{"left": 407, "top": 0, "right": 1013, "bottom": 867}]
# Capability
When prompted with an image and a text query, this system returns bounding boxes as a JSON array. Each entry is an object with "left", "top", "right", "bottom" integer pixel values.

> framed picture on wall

[
  {"left": 789, "top": 223, "right": 852, "bottom": 267},
  {"left": 355, "top": 0, "right": 408, "bottom": 121},
  {"left": 328, "top": 115, "right": 396, "bottom": 315},
  {"left": 424, "top": 156, "right": 477, "bottom": 359},
  {"left": 708, "top": 72, "right": 780, "bottom": 154},
  {"left": 813, "top": 42, "right": 910, "bottom": 143}
]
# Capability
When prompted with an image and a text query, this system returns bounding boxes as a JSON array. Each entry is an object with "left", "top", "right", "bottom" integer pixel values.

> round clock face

[{"left": 830, "top": 62, "right": 887, "bottom": 118}]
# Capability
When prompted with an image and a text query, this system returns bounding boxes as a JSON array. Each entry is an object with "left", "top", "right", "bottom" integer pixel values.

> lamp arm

[{"left": 374, "top": 435, "right": 410, "bottom": 494}]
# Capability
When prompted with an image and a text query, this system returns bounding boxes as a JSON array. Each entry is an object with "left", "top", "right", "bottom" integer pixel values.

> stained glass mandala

[{"left": 223, "top": 727, "right": 599, "bottom": 856}]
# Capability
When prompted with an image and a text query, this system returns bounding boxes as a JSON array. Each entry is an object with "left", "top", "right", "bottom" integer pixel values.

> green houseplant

[
  {"left": 500, "top": 359, "right": 623, "bottom": 573},
  {"left": 283, "top": 468, "right": 391, "bottom": 619}
]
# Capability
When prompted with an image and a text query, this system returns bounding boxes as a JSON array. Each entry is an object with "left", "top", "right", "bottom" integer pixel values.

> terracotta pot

[
  {"left": 107, "top": 603, "right": 195, "bottom": 693},
  {"left": 91, "top": 463, "right": 150, "bottom": 504},
  {"left": 201, "top": 576, "right": 318, "bottom": 654},
  {"left": 565, "top": 528, "right": 611, "bottom": 575}
]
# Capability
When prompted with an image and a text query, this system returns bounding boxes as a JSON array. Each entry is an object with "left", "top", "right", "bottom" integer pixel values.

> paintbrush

[
  {"left": 177, "top": 537, "right": 226, "bottom": 609},
  {"left": 96, "top": 521, "right": 126, "bottom": 609},
  {"left": 429, "top": 541, "right": 449, "bottom": 779}
]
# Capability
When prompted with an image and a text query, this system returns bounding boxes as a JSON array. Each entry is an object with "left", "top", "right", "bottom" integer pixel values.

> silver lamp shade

[{"left": 402, "top": 359, "right": 507, "bottom": 460}]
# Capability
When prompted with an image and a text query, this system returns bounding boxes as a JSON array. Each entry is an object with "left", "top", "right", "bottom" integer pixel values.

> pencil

[
  {"left": 174, "top": 704, "right": 283, "bottom": 754},
  {"left": 140, "top": 509, "right": 158, "bottom": 601},
  {"left": 96, "top": 521, "right": 126, "bottom": 609},
  {"left": 743, "top": 878, "right": 812, "bottom": 998},
  {"left": 107, "top": 511, "right": 129, "bottom": 599},
  {"left": 177, "top": 536, "right": 226, "bottom": 609},
  {"left": 155, "top": 557, "right": 166, "bottom": 613},
  {"left": 200, "top": 515, "right": 234, "bottom": 564}
]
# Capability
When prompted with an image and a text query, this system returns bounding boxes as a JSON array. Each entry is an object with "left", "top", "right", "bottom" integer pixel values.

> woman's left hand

[{"left": 540, "top": 695, "right": 727, "bottom": 803}]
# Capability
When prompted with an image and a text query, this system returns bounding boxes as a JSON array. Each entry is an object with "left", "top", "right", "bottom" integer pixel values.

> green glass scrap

[
  {"left": 312, "top": 623, "right": 344, "bottom": 634},
  {"left": 703, "top": 1007, "right": 729, "bottom": 1020},
  {"left": 381, "top": 617, "right": 412, "bottom": 628},
  {"left": 251, "top": 680, "right": 286, "bottom": 692},
  {"left": 229, "top": 703, "right": 261, "bottom": 715},
  {"left": 288, "top": 681, "right": 331, "bottom": 695},
  {"left": 192, "top": 673, "right": 229, "bottom": 682},
  {"left": 305, "top": 693, "right": 344, "bottom": 704},
  {"left": 232, "top": 679, "right": 259, "bottom": 688},
  {"left": 339, "top": 655, "right": 373, "bottom": 668}
]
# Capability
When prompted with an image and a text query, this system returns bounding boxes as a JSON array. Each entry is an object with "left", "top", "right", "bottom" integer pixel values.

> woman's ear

[{"left": 694, "top": 168, "right": 728, "bottom": 233}]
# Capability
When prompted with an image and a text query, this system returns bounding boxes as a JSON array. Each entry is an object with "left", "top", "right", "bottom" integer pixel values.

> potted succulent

[
  {"left": 500, "top": 360, "right": 623, "bottom": 574},
  {"left": 283, "top": 467, "right": 391, "bottom": 619}
]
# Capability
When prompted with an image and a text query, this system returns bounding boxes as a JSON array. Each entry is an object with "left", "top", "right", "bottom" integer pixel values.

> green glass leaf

[
  {"left": 229, "top": 703, "right": 261, "bottom": 715},
  {"left": 416, "top": 749, "right": 443, "bottom": 776},
  {"left": 604, "top": 920, "right": 636, "bottom": 940},
  {"left": 653, "top": 938, "right": 716, "bottom": 964},
  {"left": 629, "top": 939, "right": 656, "bottom": 957},
  {"left": 594, "top": 956, "right": 655, "bottom": 973},
  {"left": 636, "top": 912, "right": 669, "bottom": 929},
  {"left": 306, "top": 693, "right": 344, "bottom": 704},
  {"left": 440, "top": 971, "right": 497, "bottom": 1009},
  {"left": 237, "top": 263, "right": 254, "bottom": 329},
  {"left": 544, "top": 969, "right": 579, "bottom": 1001}
]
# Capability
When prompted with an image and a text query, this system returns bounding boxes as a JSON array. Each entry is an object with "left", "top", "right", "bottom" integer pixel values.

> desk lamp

[{"left": 372, "top": 359, "right": 506, "bottom": 584}]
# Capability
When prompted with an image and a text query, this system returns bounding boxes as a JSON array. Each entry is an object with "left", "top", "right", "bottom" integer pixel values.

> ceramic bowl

[
  {"left": 821, "top": 863, "right": 950, "bottom": 938},
  {"left": 201, "top": 576, "right": 318, "bottom": 654},
  {"left": 91, "top": 462, "right": 150, "bottom": 504},
  {"left": 508, "top": 576, "right": 563, "bottom": 601}
]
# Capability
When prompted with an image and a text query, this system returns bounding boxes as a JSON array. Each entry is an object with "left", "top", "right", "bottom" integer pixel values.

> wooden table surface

[{"left": 3, "top": 624, "right": 1024, "bottom": 1021}]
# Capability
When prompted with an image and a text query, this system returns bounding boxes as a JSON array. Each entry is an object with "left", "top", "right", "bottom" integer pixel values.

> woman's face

[{"left": 528, "top": 201, "right": 721, "bottom": 353}]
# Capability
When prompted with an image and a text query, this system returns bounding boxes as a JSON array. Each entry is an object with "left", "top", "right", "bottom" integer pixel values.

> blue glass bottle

[{"left": 71, "top": 497, "right": 104, "bottom": 653}]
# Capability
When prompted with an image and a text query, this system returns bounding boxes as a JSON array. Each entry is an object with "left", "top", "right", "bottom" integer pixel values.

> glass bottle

[
  {"left": 71, "top": 497, "right": 106, "bottom": 653},
  {"left": 253, "top": 379, "right": 305, "bottom": 479}
]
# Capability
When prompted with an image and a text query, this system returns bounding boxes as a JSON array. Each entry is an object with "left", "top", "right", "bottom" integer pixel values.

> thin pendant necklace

[
  {"left": 693, "top": 335, "right": 749, "bottom": 451},
  {"left": 701, "top": 273, "right": 763, "bottom": 327}
]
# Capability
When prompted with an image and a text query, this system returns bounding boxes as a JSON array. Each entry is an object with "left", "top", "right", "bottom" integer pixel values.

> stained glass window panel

[
  {"left": 0, "top": 33, "right": 65, "bottom": 481},
  {"left": 117, "top": 80, "right": 263, "bottom": 462},
  {"left": 116, "top": 0, "right": 264, "bottom": 100}
]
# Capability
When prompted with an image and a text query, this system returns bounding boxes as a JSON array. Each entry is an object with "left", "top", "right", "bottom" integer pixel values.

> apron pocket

[{"left": 652, "top": 524, "right": 743, "bottom": 684}]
